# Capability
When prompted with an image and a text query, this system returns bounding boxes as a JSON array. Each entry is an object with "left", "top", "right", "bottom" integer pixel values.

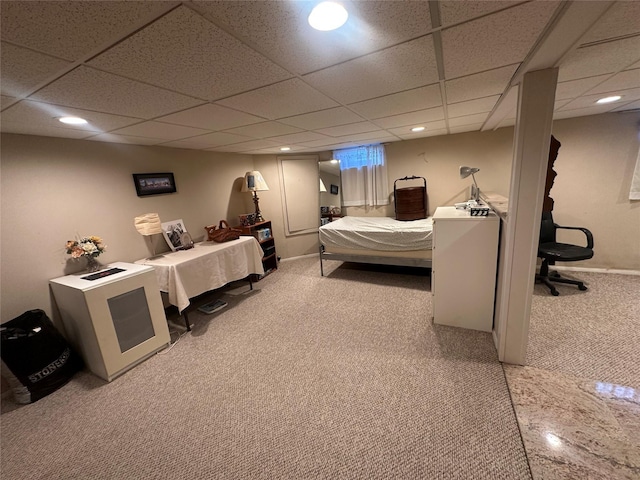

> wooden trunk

[{"left": 395, "top": 186, "right": 427, "bottom": 221}]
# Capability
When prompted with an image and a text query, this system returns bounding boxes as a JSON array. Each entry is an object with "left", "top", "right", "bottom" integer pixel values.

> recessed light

[
  {"left": 596, "top": 95, "right": 621, "bottom": 104},
  {"left": 308, "top": 2, "right": 348, "bottom": 31},
  {"left": 58, "top": 116, "right": 87, "bottom": 125},
  {"left": 411, "top": 126, "right": 425, "bottom": 132},
  {"left": 330, "top": 159, "right": 339, "bottom": 164},
  {"left": 280, "top": 147, "right": 291, "bottom": 151}
]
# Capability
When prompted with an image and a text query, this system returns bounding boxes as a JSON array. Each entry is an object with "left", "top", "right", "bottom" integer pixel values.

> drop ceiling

[{"left": 1, "top": 1, "right": 639, "bottom": 155}]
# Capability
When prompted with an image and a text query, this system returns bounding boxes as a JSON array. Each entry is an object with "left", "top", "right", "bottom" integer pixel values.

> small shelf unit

[{"left": 240, "top": 220, "right": 278, "bottom": 280}]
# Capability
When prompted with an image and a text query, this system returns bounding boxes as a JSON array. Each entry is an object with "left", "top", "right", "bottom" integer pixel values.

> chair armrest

[{"left": 554, "top": 224, "right": 594, "bottom": 249}]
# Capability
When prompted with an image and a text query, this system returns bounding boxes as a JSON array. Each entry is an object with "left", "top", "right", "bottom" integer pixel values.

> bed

[{"left": 318, "top": 216, "right": 433, "bottom": 275}]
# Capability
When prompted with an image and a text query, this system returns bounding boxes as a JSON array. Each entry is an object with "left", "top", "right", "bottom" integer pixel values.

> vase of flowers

[{"left": 65, "top": 236, "right": 106, "bottom": 273}]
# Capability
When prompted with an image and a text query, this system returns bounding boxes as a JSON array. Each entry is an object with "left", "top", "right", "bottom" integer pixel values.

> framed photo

[
  {"left": 133, "top": 173, "right": 176, "bottom": 196},
  {"left": 161, "top": 219, "right": 188, "bottom": 251},
  {"left": 330, "top": 184, "right": 339, "bottom": 195}
]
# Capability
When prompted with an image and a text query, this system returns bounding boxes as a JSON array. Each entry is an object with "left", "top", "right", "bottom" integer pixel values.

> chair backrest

[{"left": 539, "top": 211, "right": 556, "bottom": 244}]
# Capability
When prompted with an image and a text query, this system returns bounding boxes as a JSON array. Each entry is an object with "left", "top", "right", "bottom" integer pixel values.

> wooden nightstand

[{"left": 240, "top": 220, "right": 278, "bottom": 280}]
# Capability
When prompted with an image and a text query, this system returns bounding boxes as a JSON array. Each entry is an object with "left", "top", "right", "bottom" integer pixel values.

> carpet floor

[{"left": 1, "top": 256, "right": 531, "bottom": 479}]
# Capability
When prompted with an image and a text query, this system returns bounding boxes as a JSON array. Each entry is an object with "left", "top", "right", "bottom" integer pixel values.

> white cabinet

[
  {"left": 50, "top": 262, "right": 170, "bottom": 381},
  {"left": 432, "top": 206, "right": 499, "bottom": 332}
]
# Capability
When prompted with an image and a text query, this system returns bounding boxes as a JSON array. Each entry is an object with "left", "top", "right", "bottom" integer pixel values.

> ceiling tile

[
  {"left": 156, "top": 139, "right": 217, "bottom": 150},
  {"left": 372, "top": 107, "right": 445, "bottom": 129},
  {"left": 267, "top": 131, "right": 331, "bottom": 144},
  {"left": 155, "top": 104, "right": 266, "bottom": 130},
  {"left": 1, "top": 122, "right": 94, "bottom": 139},
  {"left": 333, "top": 131, "right": 398, "bottom": 144},
  {"left": 553, "top": 104, "right": 619, "bottom": 120},
  {"left": 613, "top": 99, "right": 640, "bottom": 112},
  {"left": 442, "top": 1, "right": 559, "bottom": 78},
  {"left": 206, "top": 139, "right": 281, "bottom": 152},
  {"left": 0, "top": 1, "right": 175, "bottom": 61},
  {"left": 217, "top": 78, "right": 339, "bottom": 120},
  {"left": 439, "top": 1, "right": 524, "bottom": 27},
  {"left": 88, "top": 6, "right": 292, "bottom": 100},
  {"left": 303, "top": 36, "right": 439, "bottom": 104},
  {"left": 446, "top": 65, "right": 517, "bottom": 103},
  {"left": 559, "top": 88, "right": 640, "bottom": 111},
  {"left": 194, "top": 0, "right": 433, "bottom": 75},
  {"left": 86, "top": 133, "right": 165, "bottom": 145},
  {"left": 110, "top": 121, "right": 211, "bottom": 140},
  {"left": 223, "top": 121, "right": 302, "bottom": 139},
  {"left": 587, "top": 69, "right": 640, "bottom": 95},
  {"left": 30, "top": 66, "right": 203, "bottom": 118},
  {"left": 388, "top": 120, "right": 447, "bottom": 138},
  {"left": 559, "top": 36, "right": 640, "bottom": 82},
  {"left": 449, "top": 123, "right": 484, "bottom": 134},
  {"left": 1, "top": 95, "right": 16, "bottom": 109},
  {"left": 555, "top": 75, "right": 611, "bottom": 101},
  {"left": 297, "top": 137, "right": 353, "bottom": 149},
  {"left": 158, "top": 132, "right": 253, "bottom": 149},
  {"left": 627, "top": 60, "right": 640, "bottom": 71},
  {"left": 349, "top": 84, "right": 442, "bottom": 119},
  {"left": 278, "top": 107, "right": 365, "bottom": 130},
  {"left": 0, "top": 100, "right": 142, "bottom": 133},
  {"left": 448, "top": 113, "right": 489, "bottom": 127},
  {"left": 0, "top": 43, "right": 72, "bottom": 97},
  {"left": 447, "top": 95, "right": 500, "bottom": 118},
  {"left": 580, "top": 1, "right": 640, "bottom": 44},
  {"left": 244, "top": 146, "right": 309, "bottom": 155},
  {"left": 171, "top": 131, "right": 253, "bottom": 148},
  {"left": 315, "top": 121, "right": 381, "bottom": 137}
]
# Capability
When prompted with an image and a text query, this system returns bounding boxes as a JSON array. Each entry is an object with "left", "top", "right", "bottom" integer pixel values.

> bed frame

[{"left": 319, "top": 244, "right": 432, "bottom": 276}]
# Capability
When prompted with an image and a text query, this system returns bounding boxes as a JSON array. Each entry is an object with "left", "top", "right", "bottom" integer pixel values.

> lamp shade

[
  {"left": 134, "top": 213, "right": 162, "bottom": 235},
  {"left": 459, "top": 166, "right": 480, "bottom": 179},
  {"left": 320, "top": 178, "right": 327, "bottom": 192},
  {"left": 241, "top": 171, "right": 269, "bottom": 192}
]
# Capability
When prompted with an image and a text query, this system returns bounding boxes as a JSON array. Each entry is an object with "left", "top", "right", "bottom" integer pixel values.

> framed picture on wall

[
  {"left": 330, "top": 184, "right": 339, "bottom": 195},
  {"left": 133, "top": 173, "right": 176, "bottom": 196}
]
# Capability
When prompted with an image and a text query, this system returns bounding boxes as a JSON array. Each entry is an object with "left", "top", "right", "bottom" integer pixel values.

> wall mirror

[{"left": 319, "top": 159, "right": 341, "bottom": 222}]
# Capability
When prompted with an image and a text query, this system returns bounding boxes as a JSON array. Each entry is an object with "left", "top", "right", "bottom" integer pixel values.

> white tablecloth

[{"left": 135, "top": 237, "right": 264, "bottom": 312}]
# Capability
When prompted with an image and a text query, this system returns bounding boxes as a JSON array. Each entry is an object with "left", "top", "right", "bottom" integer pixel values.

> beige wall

[
  {"left": 343, "top": 112, "right": 639, "bottom": 270},
  {"left": 1, "top": 134, "right": 255, "bottom": 321},
  {"left": 549, "top": 112, "right": 640, "bottom": 270},
  {"left": 2, "top": 111, "right": 639, "bottom": 322}
]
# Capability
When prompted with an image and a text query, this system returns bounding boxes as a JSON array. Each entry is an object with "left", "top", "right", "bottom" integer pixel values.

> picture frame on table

[
  {"left": 133, "top": 173, "right": 176, "bottom": 197},
  {"left": 162, "top": 219, "right": 190, "bottom": 251}
]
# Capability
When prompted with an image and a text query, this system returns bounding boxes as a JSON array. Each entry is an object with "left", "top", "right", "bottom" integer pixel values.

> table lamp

[
  {"left": 134, "top": 213, "right": 163, "bottom": 259},
  {"left": 241, "top": 171, "right": 269, "bottom": 222},
  {"left": 459, "top": 166, "right": 480, "bottom": 203}
]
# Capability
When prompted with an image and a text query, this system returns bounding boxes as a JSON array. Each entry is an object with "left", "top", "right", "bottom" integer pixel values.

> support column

[{"left": 494, "top": 68, "right": 558, "bottom": 364}]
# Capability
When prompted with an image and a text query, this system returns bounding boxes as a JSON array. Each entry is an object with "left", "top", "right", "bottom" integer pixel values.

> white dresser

[
  {"left": 431, "top": 206, "right": 500, "bottom": 332},
  {"left": 50, "top": 262, "right": 170, "bottom": 381}
]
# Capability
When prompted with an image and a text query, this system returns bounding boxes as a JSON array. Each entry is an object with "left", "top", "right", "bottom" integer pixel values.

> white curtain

[{"left": 335, "top": 145, "right": 389, "bottom": 207}]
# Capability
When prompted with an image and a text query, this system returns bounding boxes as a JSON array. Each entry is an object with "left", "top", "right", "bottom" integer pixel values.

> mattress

[{"left": 319, "top": 216, "right": 433, "bottom": 251}]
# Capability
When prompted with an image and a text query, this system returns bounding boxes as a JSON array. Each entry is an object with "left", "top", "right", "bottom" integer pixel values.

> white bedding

[{"left": 319, "top": 216, "right": 433, "bottom": 251}]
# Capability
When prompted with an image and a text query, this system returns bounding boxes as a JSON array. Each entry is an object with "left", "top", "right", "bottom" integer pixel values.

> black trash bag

[{"left": 1, "top": 309, "right": 83, "bottom": 404}]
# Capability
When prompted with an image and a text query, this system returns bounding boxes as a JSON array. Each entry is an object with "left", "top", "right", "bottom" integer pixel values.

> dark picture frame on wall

[
  {"left": 330, "top": 184, "right": 339, "bottom": 195},
  {"left": 132, "top": 173, "right": 176, "bottom": 197}
]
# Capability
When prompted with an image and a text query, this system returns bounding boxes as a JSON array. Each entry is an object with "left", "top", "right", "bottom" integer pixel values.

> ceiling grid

[{"left": 1, "top": 0, "right": 638, "bottom": 154}]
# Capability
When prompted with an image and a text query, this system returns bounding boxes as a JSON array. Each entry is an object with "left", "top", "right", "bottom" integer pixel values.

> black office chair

[{"left": 536, "top": 211, "right": 594, "bottom": 296}]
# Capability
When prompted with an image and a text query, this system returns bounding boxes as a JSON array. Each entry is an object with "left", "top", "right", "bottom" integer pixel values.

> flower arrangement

[{"left": 65, "top": 236, "right": 106, "bottom": 259}]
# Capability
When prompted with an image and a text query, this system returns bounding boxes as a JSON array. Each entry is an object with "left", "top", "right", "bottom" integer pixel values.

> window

[{"left": 334, "top": 144, "right": 389, "bottom": 207}]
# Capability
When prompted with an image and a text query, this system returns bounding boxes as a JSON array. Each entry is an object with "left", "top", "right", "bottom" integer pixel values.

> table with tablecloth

[{"left": 135, "top": 236, "right": 264, "bottom": 315}]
